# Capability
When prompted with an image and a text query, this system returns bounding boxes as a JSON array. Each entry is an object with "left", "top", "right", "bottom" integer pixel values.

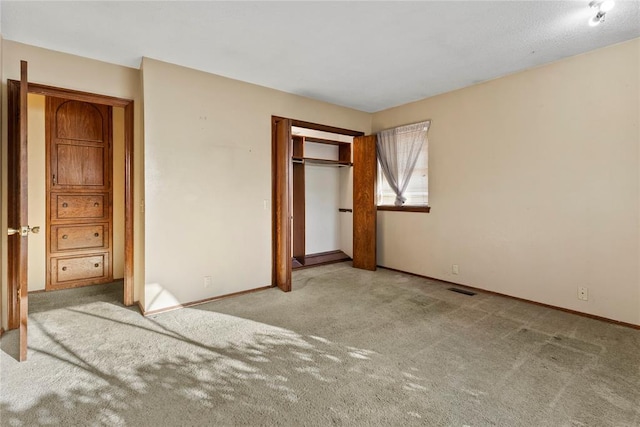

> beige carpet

[{"left": 1, "top": 262, "right": 639, "bottom": 426}]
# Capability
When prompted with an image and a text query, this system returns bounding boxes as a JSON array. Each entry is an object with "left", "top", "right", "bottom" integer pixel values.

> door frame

[
  {"left": 7, "top": 81, "right": 136, "bottom": 329},
  {"left": 271, "top": 116, "right": 364, "bottom": 291}
]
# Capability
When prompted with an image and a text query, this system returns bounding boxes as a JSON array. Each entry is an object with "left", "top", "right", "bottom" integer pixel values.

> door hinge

[{"left": 52, "top": 174, "right": 57, "bottom": 185}]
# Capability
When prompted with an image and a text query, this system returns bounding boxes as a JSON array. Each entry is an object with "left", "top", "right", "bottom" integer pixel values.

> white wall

[
  {"left": 304, "top": 142, "right": 340, "bottom": 254},
  {"left": 305, "top": 164, "right": 341, "bottom": 254},
  {"left": 372, "top": 39, "right": 640, "bottom": 325},
  {"left": 141, "top": 57, "right": 371, "bottom": 312}
]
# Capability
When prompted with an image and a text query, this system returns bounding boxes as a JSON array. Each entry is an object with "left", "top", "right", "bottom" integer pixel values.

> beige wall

[
  {"left": 2, "top": 37, "right": 637, "bottom": 326},
  {"left": 372, "top": 39, "right": 640, "bottom": 325},
  {"left": 0, "top": 34, "right": 3, "bottom": 327},
  {"left": 1, "top": 41, "right": 143, "bottom": 327},
  {"left": 26, "top": 94, "right": 45, "bottom": 290},
  {"left": 112, "top": 107, "right": 125, "bottom": 280},
  {"left": 141, "top": 57, "right": 371, "bottom": 312},
  {"left": 25, "top": 96, "right": 125, "bottom": 292}
]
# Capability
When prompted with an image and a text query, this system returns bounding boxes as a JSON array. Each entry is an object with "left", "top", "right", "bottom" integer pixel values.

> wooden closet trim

[
  {"left": 28, "top": 83, "right": 131, "bottom": 107},
  {"left": 271, "top": 116, "right": 364, "bottom": 291},
  {"left": 7, "top": 81, "right": 136, "bottom": 316},
  {"left": 292, "top": 136, "right": 305, "bottom": 263},
  {"left": 273, "top": 117, "right": 292, "bottom": 291},
  {"left": 288, "top": 118, "right": 364, "bottom": 137}
]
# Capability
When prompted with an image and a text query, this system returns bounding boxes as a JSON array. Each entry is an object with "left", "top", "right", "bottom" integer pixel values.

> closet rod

[{"left": 291, "top": 158, "right": 352, "bottom": 167}]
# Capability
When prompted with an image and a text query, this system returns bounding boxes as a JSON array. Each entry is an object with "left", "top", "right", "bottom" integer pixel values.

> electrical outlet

[
  {"left": 452, "top": 264, "right": 459, "bottom": 275},
  {"left": 204, "top": 276, "right": 213, "bottom": 288},
  {"left": 578, "top": 286, "right": 588, "bottom": 301}
]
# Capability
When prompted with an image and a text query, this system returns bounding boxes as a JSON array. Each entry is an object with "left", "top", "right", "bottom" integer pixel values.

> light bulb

[
  {"left": 589, "top": 14, "right": 603, "bottom": 26},
  {"left": 600, "top": 0, "right": 615, "bottom": 12}
]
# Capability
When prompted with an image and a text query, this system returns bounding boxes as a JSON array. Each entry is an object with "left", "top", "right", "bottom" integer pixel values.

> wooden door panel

[
  {"left": 273, "top": 118, "right": 292, "bottom": 291},
  {"left": 292, "top": 161, "right": 305, "bottom": 261},
  {"left": 47, "top": 96, "right": 113, "bottom": 290},
  {"left": 51, "top": 223, "right": 109, "bottom": 252},
  {"left": 51, "top": 253, "right": 108, "bottom": 284},
  {"left": 55, "top": 100, "right": 104, "bottom": 142},
  {"left": 55, "top": 144, "right": 106, "bottom": 186},
  {"left": 48, "top": 97, "right": 111, "bottom": 192},
  {"left": 7, "top": 61, "right": 29, "bottom": 361},
  {"left": 353, "top": 135, "right": 377, "bottom": 271},
  {"left": 51, "top": 194, "right": 108, "bottom": 221}
]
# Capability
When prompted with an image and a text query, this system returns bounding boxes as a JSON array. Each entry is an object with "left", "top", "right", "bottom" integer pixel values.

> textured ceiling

[{"left": 2, "top": 1, "right": 639, "bottom": 112}]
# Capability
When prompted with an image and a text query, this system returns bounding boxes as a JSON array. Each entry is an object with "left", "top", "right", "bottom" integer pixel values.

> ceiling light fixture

[
  {"left": 599, "top": 0, "right": 615, "bottom": 12},
  {"left": 588, "top": 0, "right": 615, "bottom": 26},
  {"left": 589, "top": 11, "right": 606, "bottom": 26}
]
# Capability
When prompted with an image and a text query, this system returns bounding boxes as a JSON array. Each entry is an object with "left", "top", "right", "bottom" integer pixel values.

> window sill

[{"left": 377, "top": 205, "right": 431, "bottom": 213}]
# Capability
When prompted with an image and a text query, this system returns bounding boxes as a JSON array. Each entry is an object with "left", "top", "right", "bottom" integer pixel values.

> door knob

[{"left": 7, "top": 226, "right": 41, "bottom": 236}]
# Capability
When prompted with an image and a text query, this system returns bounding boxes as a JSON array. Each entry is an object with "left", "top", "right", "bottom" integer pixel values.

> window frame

[
  {"left": 377, "top": 205, "right": 430, "bottom": 213},
  {"left": 375, "top": 120, "right": 431, "bottom": 213}
]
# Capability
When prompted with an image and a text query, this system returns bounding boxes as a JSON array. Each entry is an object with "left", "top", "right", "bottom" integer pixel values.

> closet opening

[
  {"left": 25, "top": 93, "right": 125, "bottom": 297},
  {"left": 290, "top": 126, "right": 354, "bottom": 269},
  {"left": 272, "top": 117, "right": 375, "bottom": 292}
]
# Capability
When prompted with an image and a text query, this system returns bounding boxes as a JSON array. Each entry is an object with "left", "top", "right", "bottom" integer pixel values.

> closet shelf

[{"left": 292, "top": 157, "right": 352, "bottom": 167}]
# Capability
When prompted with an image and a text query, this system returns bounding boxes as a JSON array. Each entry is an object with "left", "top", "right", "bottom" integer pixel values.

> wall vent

[{"left": 448, "top": 287, "right": 476, "bottom": 296}]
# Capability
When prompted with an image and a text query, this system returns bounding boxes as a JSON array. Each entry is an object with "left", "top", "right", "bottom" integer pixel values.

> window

[{"left": 376, "top": 121, "right": 430, "bottom": 210}]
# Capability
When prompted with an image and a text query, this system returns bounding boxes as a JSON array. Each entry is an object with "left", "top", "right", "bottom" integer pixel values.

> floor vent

[{"left": 448, "top": 287, "right": 476, "bottom": 296}]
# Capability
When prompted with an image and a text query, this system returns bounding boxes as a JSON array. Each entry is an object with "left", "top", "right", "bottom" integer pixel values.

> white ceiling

[{"left": 1, "top": 1, "right": 639, "bottom": 112}]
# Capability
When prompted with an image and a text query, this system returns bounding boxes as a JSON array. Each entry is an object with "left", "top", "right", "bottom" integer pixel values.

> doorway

[
  {"left": 271, "top": 116, "right": 377, "bottom": 292},
  {"left": 26, "top": 94, "right": 124, "bottom": 292},
  {"left": 7, "top": 80, "right": 135, "bottom": 331},
  {"left": 290, "top": 126, "right": 354, "bottom": 269}
]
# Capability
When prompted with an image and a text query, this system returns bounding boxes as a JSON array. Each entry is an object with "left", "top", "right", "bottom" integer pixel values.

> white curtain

[{"left": 376, "top": 121, "right": 430, "bottom": 206}]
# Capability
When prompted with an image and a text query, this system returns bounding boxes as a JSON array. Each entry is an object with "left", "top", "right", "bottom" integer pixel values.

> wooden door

[
  {"left": 291, "top": 136, "right": 305, "bottom": 265},
  {"left": 7, "top": 61, "right": 30, "bottom": 361},
  {"left": 273, "top": 117, "right": 292, "bottom": 291},
  {"left": 353, "top": 135, "right": 377, "bottom": 270},
  {"left": 46, "top": 97, "right": 113, "bottom": 290}
]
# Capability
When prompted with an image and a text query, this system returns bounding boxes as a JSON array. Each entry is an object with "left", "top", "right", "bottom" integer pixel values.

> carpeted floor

[{"left": 1, "top": 262, "right": 639, "bottom": 426}]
